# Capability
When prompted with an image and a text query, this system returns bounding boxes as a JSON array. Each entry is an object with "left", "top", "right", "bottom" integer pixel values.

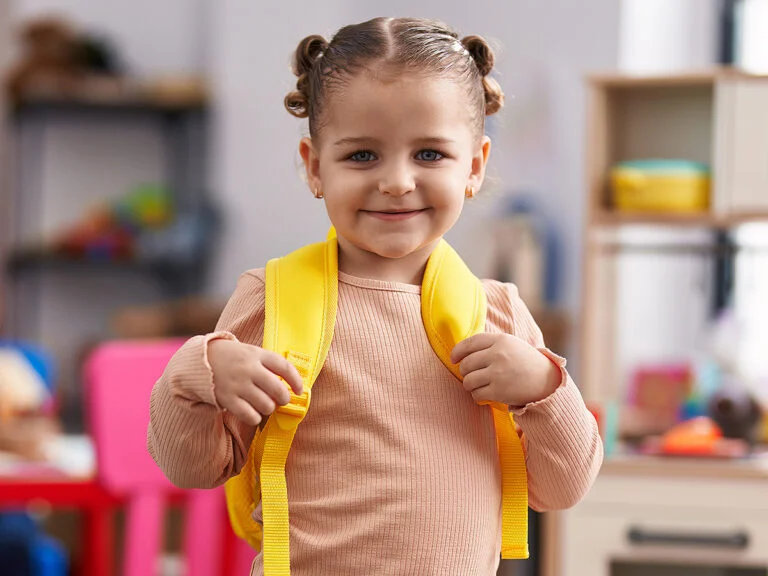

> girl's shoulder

[
  {"left": 229, "top": 268, "right": 267, "bottom": 301},
  {"left": 241, "top": 267, "right": 266, "bottom": 282},
  {"left": 481, "top": 279, "right": 532, "bottom": 339}
]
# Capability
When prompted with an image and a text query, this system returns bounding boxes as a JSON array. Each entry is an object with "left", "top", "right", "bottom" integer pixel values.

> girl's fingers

[
  {"left": 259, "top": 351, "right": 305, "bottom": 395},
  {"left": 470, "top": 385, "right": 495, "bottom": 405},
  {"left": 459, "top": 349, "right": 493, "bottom": 378},
  {"left": 240, "top": 382, "right": 278, "bottom": 416},
  {"left": 462, "top": 367, "right": 492, "bottom": 392},
  {"left": 226, "top": 397, "right": 263, "bottom": 428},
  {"left": 451, "top": 333, "right": 497, "bottom": 364},
  {"left": 252, "top": 366, "right": 292, "bottom": 406}
]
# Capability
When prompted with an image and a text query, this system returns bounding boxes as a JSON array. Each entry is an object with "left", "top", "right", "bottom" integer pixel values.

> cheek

[
  {"left": 320, "top": 162, "right": 370, "bottom": 192},
  {"left": 323, "top": 192, "right": 362, "bottom": 229},
  {"left": 425, "top": 173, "right": 466, "bottom": 209}
]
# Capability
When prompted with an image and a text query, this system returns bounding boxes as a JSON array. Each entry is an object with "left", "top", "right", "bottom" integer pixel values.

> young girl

[{"left": 148, "top": 17, "right": 602, "bottom": 576}]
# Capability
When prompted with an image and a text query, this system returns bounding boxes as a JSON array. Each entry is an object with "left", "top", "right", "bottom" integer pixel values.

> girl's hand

[
  {"left": 450, "top": 333, "right": 560, "bottom": 408},
  {"left": 208, "top": 339, "right": 304, "bottom": 427}
]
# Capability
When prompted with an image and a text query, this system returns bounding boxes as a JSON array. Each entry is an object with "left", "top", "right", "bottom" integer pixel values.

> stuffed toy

[{"left": 5, "top": 15, "right": 123, "bottom": 104}]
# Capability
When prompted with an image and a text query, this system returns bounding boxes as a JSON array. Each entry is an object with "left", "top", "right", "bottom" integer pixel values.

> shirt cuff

[
  {"left": 509, "top": 347, "right": 568, "bottom": 416},
  {"left": 202, "top": 331, "right": 239, "bottom": 409}
]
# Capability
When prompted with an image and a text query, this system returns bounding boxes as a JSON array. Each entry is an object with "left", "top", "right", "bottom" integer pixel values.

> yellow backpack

[{"left": 225, "top": 229, "right": 528, "bottom": 575}]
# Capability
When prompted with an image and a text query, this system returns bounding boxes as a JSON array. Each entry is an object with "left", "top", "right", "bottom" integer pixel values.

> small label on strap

[{"left": 285, "top": 350, "right": 312, "bottom": 381}]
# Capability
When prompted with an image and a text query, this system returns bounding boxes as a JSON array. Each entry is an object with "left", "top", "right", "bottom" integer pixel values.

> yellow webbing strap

[
  {"left": 260, "top": 235, "right": 337, "bottom": 575},
  {"left": 422, "top": 239, "right": 529, "bottom": 559}
]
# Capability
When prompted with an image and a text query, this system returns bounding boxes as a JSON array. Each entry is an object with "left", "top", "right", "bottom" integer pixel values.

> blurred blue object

[
  {"left": 0, "top": 343, "right": 63, "bottom": 574},
  {"left": 0, "top": 340, "right": 56, "bottom": 392},
  {"left": 0, "top": 512, "right": 68, "bottom": 576},
  {"left": 502, "top": 193, "right": 562, "bottom": 306}
]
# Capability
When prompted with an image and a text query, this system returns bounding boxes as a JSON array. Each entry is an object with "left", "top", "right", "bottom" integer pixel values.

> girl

[{"left": 148, "top": 17, "right": 602, "bottom": 576}]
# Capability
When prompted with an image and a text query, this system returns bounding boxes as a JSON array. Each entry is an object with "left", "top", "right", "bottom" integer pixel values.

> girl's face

[{"left": 300, "top": 71, "right": 490, "bottom": 281}]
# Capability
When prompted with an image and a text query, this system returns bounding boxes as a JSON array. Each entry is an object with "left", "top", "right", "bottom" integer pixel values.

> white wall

[
  {"left": 735, "top": 0, "right": 768, "bottom": 73},
  {"left": 619, "top": 0, "right": 719, "bottom": 73},
  {"left": 209, "top": 0, "right": 350, "bottom": 295},
  {"left": 15, "top": 0, "right": 209, "bottom": 77},
  {"left": 0, "top": 0, "right": 12, "bottom": 331}
]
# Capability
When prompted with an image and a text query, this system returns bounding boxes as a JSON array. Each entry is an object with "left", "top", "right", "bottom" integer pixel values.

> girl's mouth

[{"left": 364, "top": 209, "right": 427, "bottom": 221}]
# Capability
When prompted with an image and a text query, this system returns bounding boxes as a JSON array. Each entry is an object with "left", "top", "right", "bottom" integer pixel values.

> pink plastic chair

[{"left": 85, "top": 339, "right": 253, "bottom": 576}]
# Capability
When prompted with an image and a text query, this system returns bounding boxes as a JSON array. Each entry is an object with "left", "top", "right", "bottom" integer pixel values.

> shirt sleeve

[
  {"left": 147, "top": 269, "right": 267, "bottom": 489},
  {"left": 484, "top": 280, "right": 603, "bottom": 511}
]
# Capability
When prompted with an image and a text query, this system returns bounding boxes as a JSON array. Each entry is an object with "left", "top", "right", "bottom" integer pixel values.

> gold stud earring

[
  {"left": 314, "top": 187, "right": 323, "bottom": 199},
  {"left": 465, "top": 186, "right": 475, "bottom": 198}
]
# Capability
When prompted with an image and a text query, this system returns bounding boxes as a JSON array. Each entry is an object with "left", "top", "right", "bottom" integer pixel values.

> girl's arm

[
  {"left": 147, "top": 271, "right": 266, "bottom": 489},
  {"left": 485, "top": 282, "right": 603, "bottom": 511}
]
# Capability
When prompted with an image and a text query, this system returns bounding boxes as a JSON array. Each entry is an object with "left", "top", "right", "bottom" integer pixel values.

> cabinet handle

[{"left": 627, "top": 527, "right": 749, "bottom": 549}]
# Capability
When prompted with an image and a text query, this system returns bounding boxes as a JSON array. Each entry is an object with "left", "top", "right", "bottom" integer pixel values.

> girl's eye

[
  {"left": 349, "top": 151, "right": 376, "bottom": 162},
  {"left": 416, "top": 149, "right": 444, "bottom": 162}
]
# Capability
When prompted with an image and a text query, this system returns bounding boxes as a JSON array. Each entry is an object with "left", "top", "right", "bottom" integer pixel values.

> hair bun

[
  {"left": 285, "top": 34, "right": 328, "bottom": 119},
  {"left": 461, "top": 35, "right": 503, "bottom": 116},
  {"left": 461, "top": 35, "right": 494, "bottom": 77},
  {"left": 293, "top": 34, "right": 328, "bottom": 77}
]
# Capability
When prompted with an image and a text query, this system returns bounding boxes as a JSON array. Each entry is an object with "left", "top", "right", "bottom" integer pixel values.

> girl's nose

[{"left": 378, "top": 164, "right": 415, "bottom": 196}]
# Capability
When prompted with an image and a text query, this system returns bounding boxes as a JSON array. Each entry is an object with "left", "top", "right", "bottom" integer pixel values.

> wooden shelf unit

[
  {"left": 581, "top": 68, "right": 768, "bottom": 405},
  {"left": 545, "top": 68, "right": 768, "bottom": 576}
]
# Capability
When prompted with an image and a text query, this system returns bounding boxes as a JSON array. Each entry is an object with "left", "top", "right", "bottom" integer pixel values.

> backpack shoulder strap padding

[
  {"left": 423, "top": 239, "right": 529, "bottom": 560},
  {"left": 225, "top": 234, "right": 338, "bottom": 573},
  {"left": 259, "top": 235, "right": 338, "bottom": 576}
]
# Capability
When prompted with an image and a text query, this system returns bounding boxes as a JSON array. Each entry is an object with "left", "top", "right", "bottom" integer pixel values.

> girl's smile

[{"left": 362, "top": 208, "right": 429, "bottom": 221}]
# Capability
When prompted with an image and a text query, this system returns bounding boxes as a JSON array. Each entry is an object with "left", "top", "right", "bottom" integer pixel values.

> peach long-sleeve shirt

[{"left": 148, "top": 269, "right": 602, "bottom": 575}]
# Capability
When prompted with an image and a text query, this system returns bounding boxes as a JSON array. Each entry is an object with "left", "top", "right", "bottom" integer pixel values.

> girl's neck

[{"left": 337, "top": 239, "right": 439, "bottom": 285}]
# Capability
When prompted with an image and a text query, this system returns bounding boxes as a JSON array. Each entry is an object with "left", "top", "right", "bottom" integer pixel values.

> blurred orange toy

[{"left": 642, "top": 416, "right": 749, "bottom": 458}]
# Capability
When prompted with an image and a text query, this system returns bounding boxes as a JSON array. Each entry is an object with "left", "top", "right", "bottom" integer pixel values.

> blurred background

[{"left": 1, "top": 0, "right": 768, "bottom": 575}]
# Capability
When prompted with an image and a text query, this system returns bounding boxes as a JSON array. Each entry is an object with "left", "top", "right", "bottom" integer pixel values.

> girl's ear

[
  {"left": 468, "top": 136, "right": 491, "bottom": 193},
  {"left": 299, "top": 137, "right": 321, "bottom": 196}
]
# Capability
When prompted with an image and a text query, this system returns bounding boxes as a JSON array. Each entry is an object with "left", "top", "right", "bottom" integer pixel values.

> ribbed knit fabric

[{"left": 148, "top": 269, "right": 603, "bottom": 576}]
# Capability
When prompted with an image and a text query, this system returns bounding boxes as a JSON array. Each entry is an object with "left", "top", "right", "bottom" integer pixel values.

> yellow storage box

[{"left": 611, "top": 159, "right": 710, "bottom": 213}]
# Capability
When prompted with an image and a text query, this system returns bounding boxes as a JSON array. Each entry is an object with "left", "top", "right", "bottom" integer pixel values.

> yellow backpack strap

[
  {"left": 258, "top": 234, "right": 338, "bottom": 575},
  {"left": 422, "top": 239, "right": 529, "bottom": 560}
]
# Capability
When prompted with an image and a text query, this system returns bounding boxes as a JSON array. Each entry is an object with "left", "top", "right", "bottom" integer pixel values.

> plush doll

[
  {"left": 4, "top": 17, "right": 83, "bottom": 103},
  {"left": 4, "top": 15, "right": 123, "bottom": 104}
]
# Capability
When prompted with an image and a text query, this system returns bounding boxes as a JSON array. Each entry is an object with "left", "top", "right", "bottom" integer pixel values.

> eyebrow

[
  {"left": 332, "top": 136, "right": 458, "bottom": 147},
  {"left": 333, "top": 137, "right": 381, "bottom": 147}
]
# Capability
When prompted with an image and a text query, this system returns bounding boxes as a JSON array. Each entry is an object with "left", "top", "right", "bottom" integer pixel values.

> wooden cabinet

[
  {"left": 562, "top": 68, "right": 768, "bottom": 576},
  {"left": 559, "top": 459, "right": 768, "bottom": 576},
  {"left": 715, "top": 77, "right": 768, "bottom": 215}
]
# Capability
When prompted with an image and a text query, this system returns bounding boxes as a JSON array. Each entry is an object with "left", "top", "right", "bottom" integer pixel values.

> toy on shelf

[
  {"left": 620, "top": 305, "right": 767, "bottom": 457},
  {"left": 54, "top": 184, "right": 174, "bottom": 260},
  {"left": 4, "top": 15, "right": 124, "bottom": 105},
  {"left": 9, "top": 184, "right": 175, "bottom": 265},
  {"left": 707, "top": 383, "right": 763, "bottom": 447},
  {"left": 640, "top": 416, "right": 749, "bottom": 459},
  {"left": 10, "top": 184, "right": 222, "bottom": 275},
  {"left": 610, "top": 159, "right": 710, "bottom": 213},
  {"left": 624, "top": 363, "right": 693, "bottom": 437}
]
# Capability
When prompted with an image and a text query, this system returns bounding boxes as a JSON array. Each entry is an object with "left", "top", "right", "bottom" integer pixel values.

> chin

[{"left": 368, "top": 239, "right": 426, "bottom": 260}]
